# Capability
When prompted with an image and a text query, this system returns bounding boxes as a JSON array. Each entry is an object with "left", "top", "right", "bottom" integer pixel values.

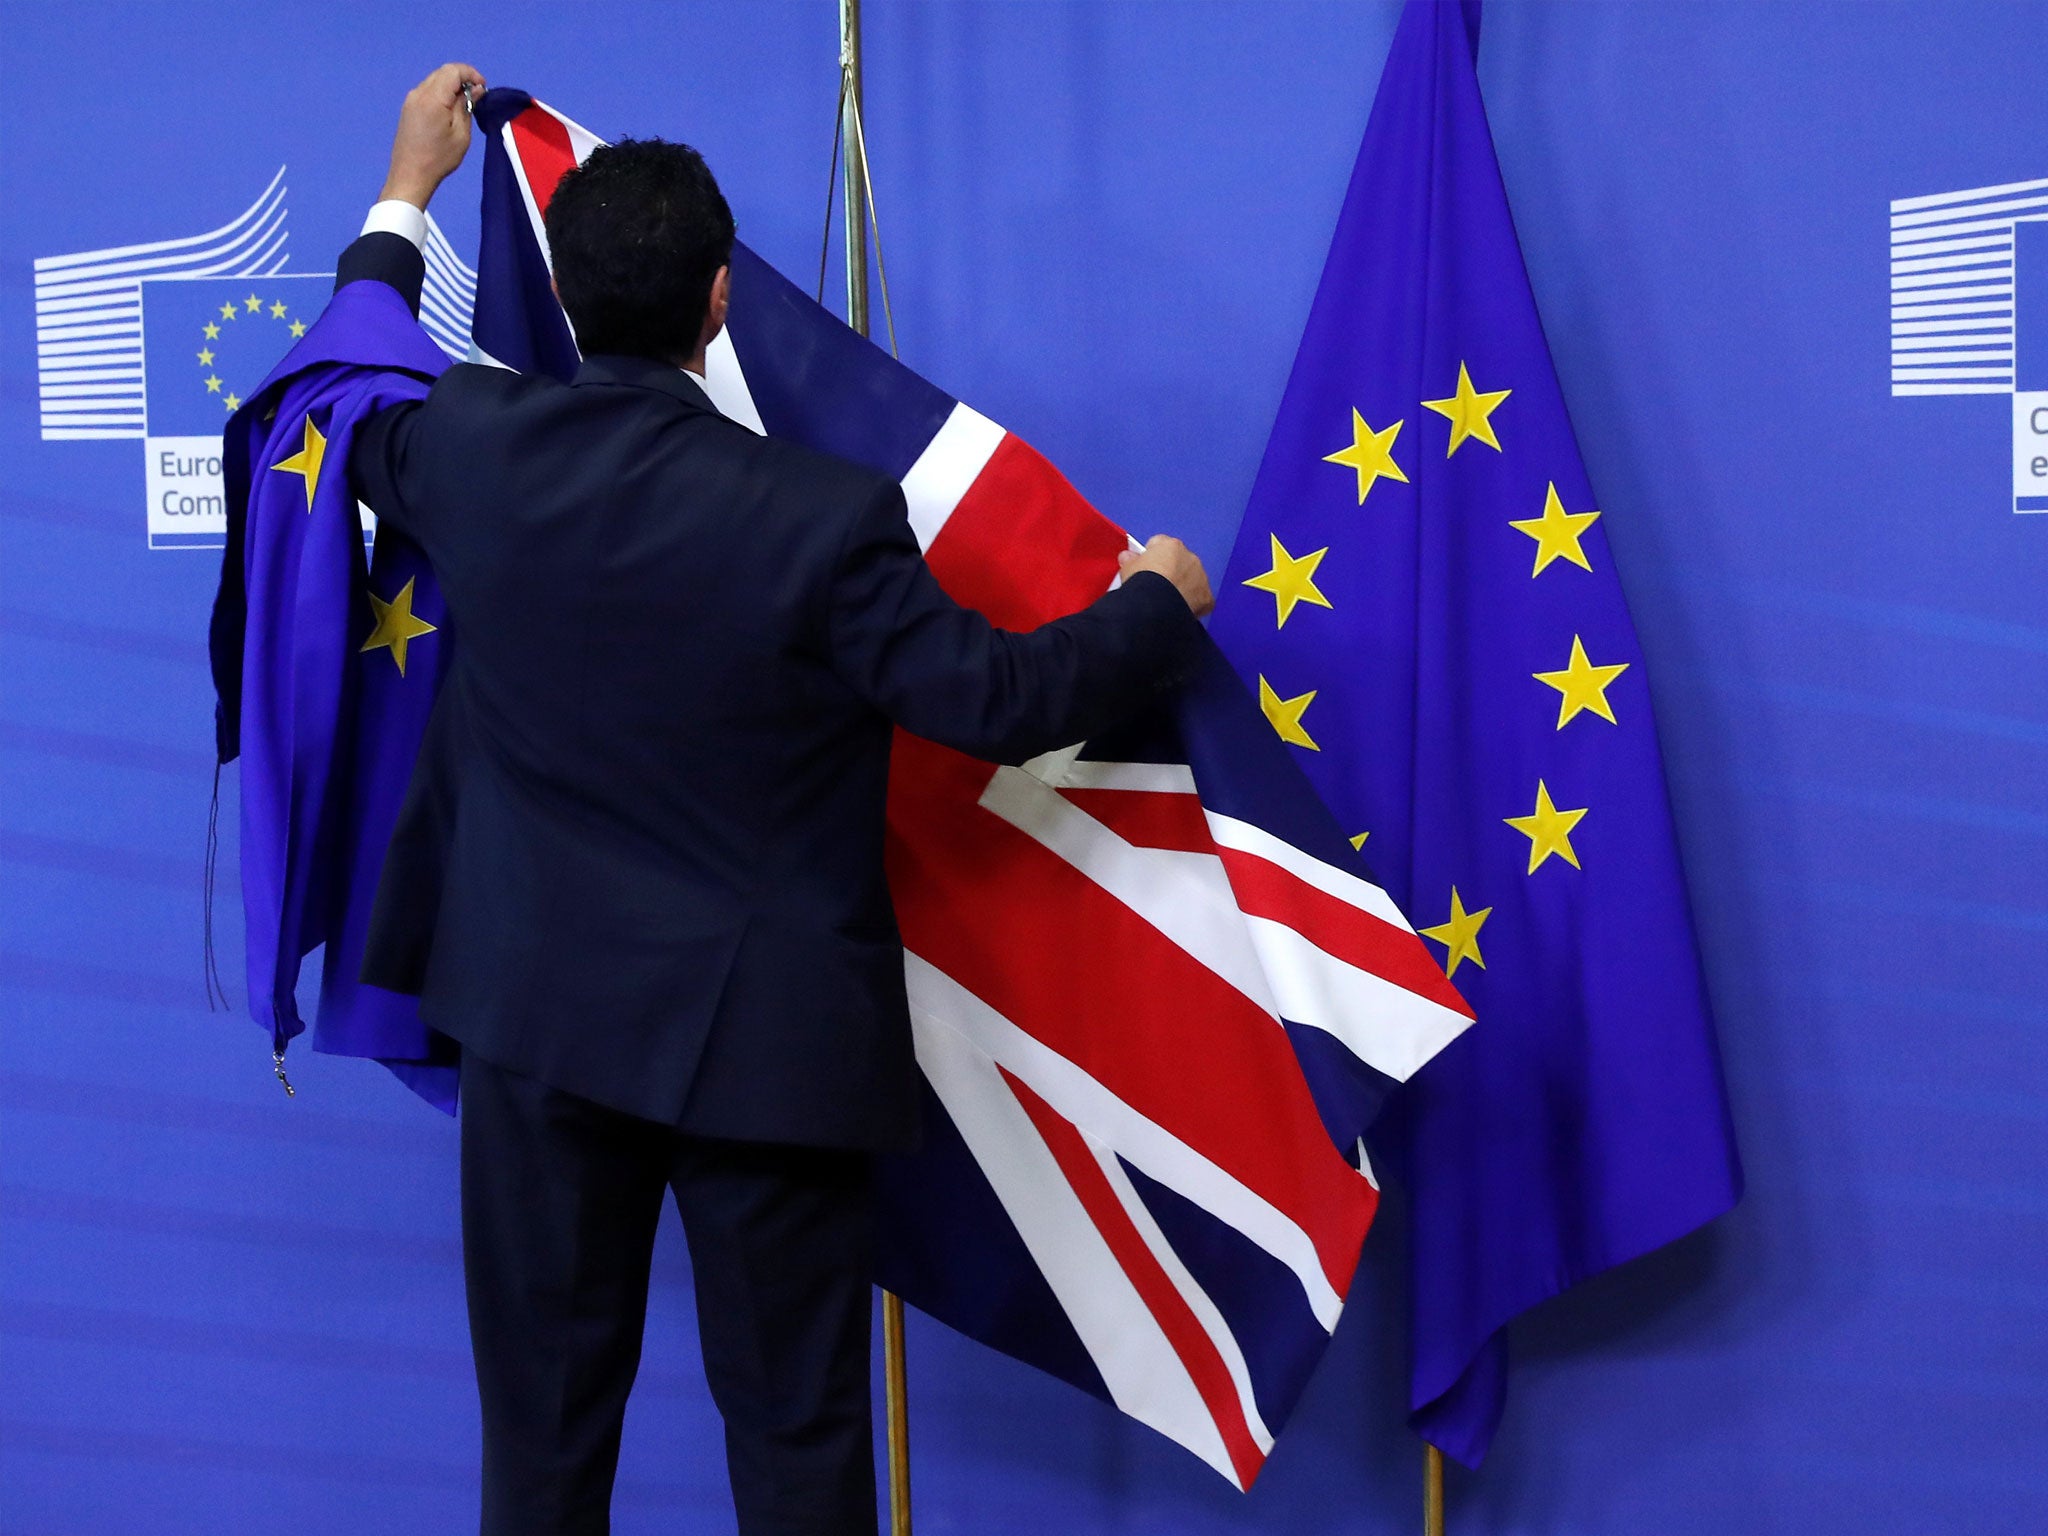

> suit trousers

[{"left": 458, "top": 1050, "right": 879, "bottom": 1536}]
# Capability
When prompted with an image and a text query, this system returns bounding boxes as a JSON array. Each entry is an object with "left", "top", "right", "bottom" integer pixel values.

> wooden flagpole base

[
  {"left": 882, "top": 1289, "right": 911, "bottom": 1535},
  {"left": 1424, "top": 1444, "right": 1445, "bottom": 1536}
]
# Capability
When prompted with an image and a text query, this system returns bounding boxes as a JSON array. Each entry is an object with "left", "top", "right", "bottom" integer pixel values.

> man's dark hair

[{"left": 545, "top": 138, "right": 736, "bottom": 361}]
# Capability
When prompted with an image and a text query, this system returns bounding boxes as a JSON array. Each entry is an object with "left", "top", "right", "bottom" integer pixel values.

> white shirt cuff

[{"left": 360, "top": 200, "right": 428, "bottom": 250}]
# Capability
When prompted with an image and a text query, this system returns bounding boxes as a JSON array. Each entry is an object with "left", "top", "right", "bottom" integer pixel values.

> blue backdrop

[{"left": 3, "top": 3, "right": 2044, "bottom": 1533}]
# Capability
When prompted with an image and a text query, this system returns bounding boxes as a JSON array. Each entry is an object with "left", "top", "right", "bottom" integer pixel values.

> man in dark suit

[{"left": 340, "top": 65, "right": 1214, "bottom": 1536}]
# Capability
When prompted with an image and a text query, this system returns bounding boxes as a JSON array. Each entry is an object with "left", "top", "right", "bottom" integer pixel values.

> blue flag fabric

[
  {"left": 1208, "top": 0, "right": 1742, "bottom": 1465},
  {"left": 210, "top": 278, "right": 460, "bottom": 1109}
]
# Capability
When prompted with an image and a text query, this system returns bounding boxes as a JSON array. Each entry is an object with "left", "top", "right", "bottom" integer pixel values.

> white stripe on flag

[
  {"left": 989, "top": 764, "right": 1468, "bottom": 1084},
  {"left": 908, "top": 988, "right": 1240, "bottom": 1483},
  {"left": 1204, "top": 810, "right": 1414, "bottom": 933},
  {"left": 1242, "top": 913, "right": 1472, "bottom": 1082},
  {"left": 906, "top": 955, "right": 1345, "bottom": 1330},
  {"left": 979, "top": 765, "right": 1279, "bottom": 1009},
  {"left": 502, "top": 122, "right": 556, "bottom": 276},
  {"left": 703, "top": 331, "right": 765, "bottom": 435},
  {"left": 1055, "top": 759, "right": 1199, "bottom": 795},
  {"left": 1086, "top": 1136, "right": 1277, "bottom": 1457},
  {"left": 900, "top": 403, "right": 1005, "bottom": 551},
  {"left": 535, "top": 99, "right": 606, "bottom": 166}
]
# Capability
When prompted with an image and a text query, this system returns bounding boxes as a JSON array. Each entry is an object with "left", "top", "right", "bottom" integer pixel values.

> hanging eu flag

[{"left": 1209, "top": 0, "right": 1742, "bottom": 1466}]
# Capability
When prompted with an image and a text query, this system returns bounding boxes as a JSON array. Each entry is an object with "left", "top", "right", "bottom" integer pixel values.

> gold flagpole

[
  {"left": 835, "top": 8, "right": 911, "bottom": 1532},
  {"left": 1424, "top": 1444, "right": 1445, "bottom": 1536}
]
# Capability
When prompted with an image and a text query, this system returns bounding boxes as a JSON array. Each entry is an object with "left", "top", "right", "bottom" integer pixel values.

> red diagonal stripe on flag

[
  {"left": 1217, "top": 848, "right": 1474, "bottom": 1017},
  {"left": 1003, "top": 1069, "right": 1267, "bottom": 1490},
  {"left": 924, "top": 435, "right": 1129, "bottom": 627},
  {"left": 510, "top": 106, "right": 579, "bottom": 216},
  {"left": 1057, "top": 785, "right": 1216, "bottom": 854},
  {"left": 888, "top": 733, "right": 1371, "bottom": 1291}
]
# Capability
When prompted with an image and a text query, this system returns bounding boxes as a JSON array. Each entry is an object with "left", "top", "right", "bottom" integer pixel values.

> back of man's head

[{"left": 545, "top": 138, "right": 735, "bottom": 362}]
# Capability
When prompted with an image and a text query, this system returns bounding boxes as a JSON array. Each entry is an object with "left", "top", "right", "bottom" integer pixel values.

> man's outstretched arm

[
  {"left": 335, "top": 62, "right": 487, "bottom": 312},
  {"left": 343, "top": 63, "right": 485, "bottom": 534},
  {"left": 828, "top": 482, "right": 1215, "bottom": 765}
]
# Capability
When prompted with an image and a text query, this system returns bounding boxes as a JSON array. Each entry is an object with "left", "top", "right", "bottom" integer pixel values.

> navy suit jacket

[{"left": 339, "top": 233, "right": 1203, "bottom": 1150}]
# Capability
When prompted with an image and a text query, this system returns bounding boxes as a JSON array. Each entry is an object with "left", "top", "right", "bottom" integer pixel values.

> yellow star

[
  {"left": 219, "top": 301, "right": 239, "bottom": 322},
  {"left": 1323, "top": 408, "right": 1409, "bottom": 504},
  {"left": 1349, "top": 830, "right": 1370, "bottom": 850},
  {"left": 1419, "top": 887, "right": 1491, "bottom": 977},
  {"left": 1504, "top": 780, "right": 1588, "bottom": 874},
  {"left": 361, "top": 577, "right": 438, "bottom": 676},
  {"left": 197, "top": 347, "right": 215, "bottom": 366},
  {"left": 1257, "top": 675, "right": 1319, "bottom": 751},
  {"left": 1240, "top": 534, "right": 1333, "bottom": 628},
  {"left": 289, "top": 319, "right": 307, "bottom": 339},
  {"left": 223, "top": 393, "right": 241, "bottom": 411},
  {"left": 1509, "top": 483, "right": 1601, "bottom": 577},
  {"left": 270, "top": 300, "right": 288, "bottom": 319},
  {"left": 244, "top": 294, "right": 263, "bottom": 314},
  {"left": 1533, "top": 635, "right": 1630, "bottom": 729},
  {"left": 1421, "top": 361, "right": 1511, "bottom": 456},
  {"left": 270, "top": 414, "right": 326, "bottom": 511},
  {"left": 203, "top": 374, "right": 222, "bottom": 394},
  {"left": 202, "top": 321, "right": 221, "bottom": 339}
]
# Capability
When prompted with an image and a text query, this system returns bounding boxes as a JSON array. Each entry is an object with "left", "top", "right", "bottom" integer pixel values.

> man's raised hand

[
  {"left": 1118, "top": 535, "right": 1215, "bottom": 619},
  {"left": 382, "top": 62, "right": 488, "bottom": 210}
]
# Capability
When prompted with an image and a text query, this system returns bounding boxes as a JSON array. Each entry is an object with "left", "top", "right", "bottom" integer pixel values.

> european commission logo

[
  {"left": 1889, "top": 173, "right": 2048, "bottom": 515},
  {"left": 32, "top": 168, "right": 476, "bottom": 548}
]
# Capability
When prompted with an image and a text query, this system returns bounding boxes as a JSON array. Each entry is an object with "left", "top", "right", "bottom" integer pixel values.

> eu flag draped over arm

[
  {"left": 209, "top": 277, "right": 460, "bottom": 1109},
  {"left": 1208, "top": 0, "right": 1742, "bottom": 1465}
]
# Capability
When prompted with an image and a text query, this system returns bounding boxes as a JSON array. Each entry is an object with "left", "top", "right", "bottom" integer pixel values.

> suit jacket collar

[{"left": 574, "top": 353, "right": 715, "bottom": 414}]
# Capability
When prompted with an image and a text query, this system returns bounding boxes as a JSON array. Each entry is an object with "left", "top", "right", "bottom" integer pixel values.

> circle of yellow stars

[
  {"left": 1240, "top": 358, "right": 1637, "bottom": 978},
  {"left": 198, "top": 292, "right": 309, "bottom": 414}
]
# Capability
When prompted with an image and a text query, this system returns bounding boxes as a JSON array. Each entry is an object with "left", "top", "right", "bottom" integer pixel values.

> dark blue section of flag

[
  {"left": 725, "top": 243, "right": 956, "bottom": 480},
  {"left": 1173, "top": 647, "right": 1383, "bottom": 878},
  {"left": 1208, "top": 0, "right": 1740, "bottom": 1465},
  {"left": 873, "top": 1081, "right": 1110, "bottom": 1406},
  {"left": 1120, "top": 1156, "right": 1331, "bottom": 1438},
  {"left": 473, "top": 90, "right": 581, "bottom": 381},
  {"left": 1282, "top": 1018, "right": 1395, "bottom": 1154}
]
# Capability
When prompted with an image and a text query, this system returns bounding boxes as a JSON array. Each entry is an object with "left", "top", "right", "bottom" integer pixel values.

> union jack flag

[{"left": 471, "top": 90, "right": 1475, "bottom": 1487}]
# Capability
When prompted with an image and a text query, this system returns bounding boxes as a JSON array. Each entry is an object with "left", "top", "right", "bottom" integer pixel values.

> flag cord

[
  {"left": 814, "top": 2, "right": 902, "bottom": 361},
  {"left": 834, "top": 9, "right": 911, "bottom": 1528},
  {"left": 814, "top": 67, "right": 849, "bottom": 308},
  {"left": 843, "top": 69, "right": 901, "bottom": 359}
]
